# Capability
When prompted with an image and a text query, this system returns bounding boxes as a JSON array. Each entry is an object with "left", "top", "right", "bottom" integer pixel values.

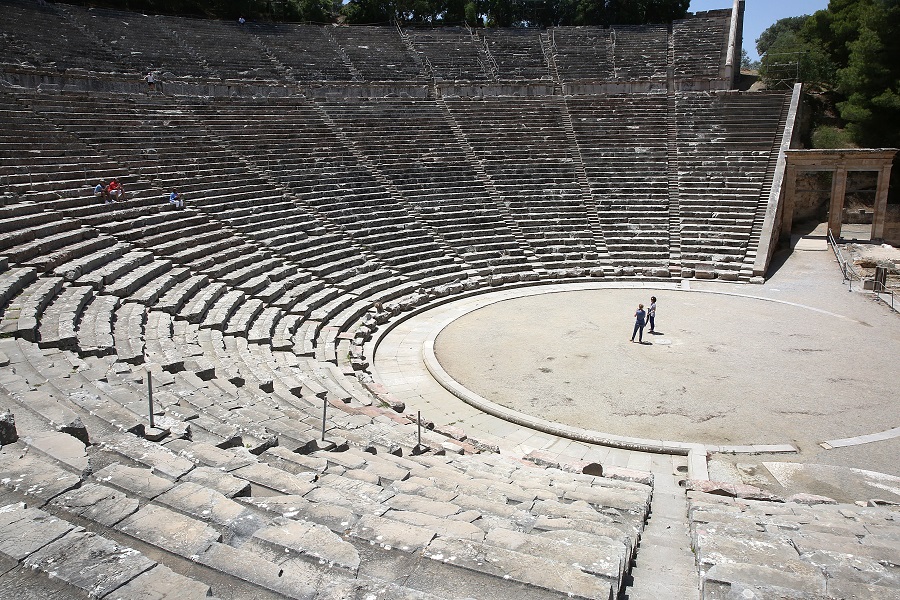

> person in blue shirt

[
  {"left": 631, "top": 303, "right": 646, "bottom": 343},
  {"left": 169, "top": 189, "right": 185, "bottom": 209}
]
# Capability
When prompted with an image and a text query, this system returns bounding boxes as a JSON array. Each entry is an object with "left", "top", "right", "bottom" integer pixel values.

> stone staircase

[{"left": 623, "top": 454, "right": 701, "bottom": 600}]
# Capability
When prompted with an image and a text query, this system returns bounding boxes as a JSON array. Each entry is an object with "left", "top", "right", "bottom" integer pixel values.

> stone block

[
  {"left": 0, "top": 504, "right": 75, "bottom": 561},
  {"left": 51, "top": 483, "right": 139, "bottom": 527},
  {"left": 116, "top": 504, "right": 221, "bottom": 557},
  {"left": 250, "top": 518, "right": 360, "bottom": 570},
  {"left": 23, "top": 529, "right": 156, "bottom": 599},
  {"left": 0, "top": 412, "right": 17, "bottom": 445}
]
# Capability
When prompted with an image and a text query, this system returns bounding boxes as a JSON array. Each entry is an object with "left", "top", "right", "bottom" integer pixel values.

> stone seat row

[
  {"left": 687, "top": 490, "right": 900, "bottom": 599},
  {"left": 0, "top": 339, "right": 654, "bottom": 599}
]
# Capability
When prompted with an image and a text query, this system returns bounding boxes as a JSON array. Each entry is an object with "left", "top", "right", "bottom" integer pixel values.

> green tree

[
  {"left": 833, "top": 1, "right": 900, "bottom": 147},
  {"left": 755, "top": 15, "right": 808, "bottom": 56}
]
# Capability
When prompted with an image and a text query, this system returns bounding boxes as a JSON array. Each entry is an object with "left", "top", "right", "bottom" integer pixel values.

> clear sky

[{"left": 688, "top": 0, "right": 831, "bottom": 60}]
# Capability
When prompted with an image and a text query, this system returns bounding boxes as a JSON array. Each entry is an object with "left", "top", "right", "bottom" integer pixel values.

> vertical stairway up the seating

[
  {"left": 556, "top": 95, "right": 613, "bottom": 274},
  {"left": 321, "top": 26, "right": 363, "bottom": 82},
  {"left": 740, "top": 92, "right": 793, "bottom": 280},
  {"left": 665, "top": 27, "right": 683, "bottom": 278},
  {"left": 434, "top": 94, "right": 547, "bottom": 275}
]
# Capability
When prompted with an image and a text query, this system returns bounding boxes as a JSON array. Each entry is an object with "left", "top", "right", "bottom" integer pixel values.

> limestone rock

[{"left": 0, "top": 412, "right": 17, "bottom": 445}]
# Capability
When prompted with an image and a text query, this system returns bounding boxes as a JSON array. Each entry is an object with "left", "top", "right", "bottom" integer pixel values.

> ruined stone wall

[{"left": 883, "top": 205, "right": 900, "bottom": 245}]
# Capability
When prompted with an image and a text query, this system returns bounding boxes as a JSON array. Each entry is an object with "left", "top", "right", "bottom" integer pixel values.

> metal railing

[
  {"left": 873, "top": 280, "right": 896, "bottom": 311},
  {"left": 827, "top": 228, "right": 861, "bottom": 290},
  {"left": 829, "top": 228, "right": 897, "bottom": 309}
]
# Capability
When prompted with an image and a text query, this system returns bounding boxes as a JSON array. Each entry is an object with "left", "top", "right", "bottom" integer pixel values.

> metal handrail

[
  {"left": 873, "top": 280, "right": 896, "bottom": 311},
  {"left": 827, "top": 228, "right": 860, "bottom": 290}
]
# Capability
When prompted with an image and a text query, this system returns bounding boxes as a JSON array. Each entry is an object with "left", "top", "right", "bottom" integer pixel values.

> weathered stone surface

[
  {"left": 231, "top": 463, "right": 316, "bottom": 496},
  {"left": 100, "top": 436, "right": 194, "bottom": 481},
  {"left": 24, "top": 529, "right": 155, "bottom": 599},
  {"left": 181, "top": 466, "right": 250, "bottom": 498},
  {"left": 198, "top": 542, "right": 318, "bottom": 598},
  {"left": 22, "top": 431, "right": 88, "bottom": 472},
  {"left": 0, "top": 504, "right": 75, "bottom": 560},
  {"left": 601, "top": 466, "right": 654, "bottom": 486},
  {"left": 156, "top": 482, "right": 265, "bottom": 541},
  {"left": 241, "top": 494, "right": 359, "bottom": 532},
  {"left": 800, "top": 548, "right": 900, "bottom": 587},
  {"left": 693, "top": 529, "right": 800, "bottom": 570},
  {"left": 167, "top": 440, "right": 256, "bottom": 471},
  {"left": 352, "top": 514, "right": 436, "bottom": 553},
  {"left": 702, "top": 562, "right": 827, "bottom": 597},
  {"left": 385, "top": 494, "right": 460, "bottom": 518},
  {"left": 116, "top": 505, "right": 221, "bottom": 557},
  {"left": 422, "top": 536, "right": 614, "bottom": 600},
  {"left": 250, "top": 518, "right": 360, "bottom": 570},
  {"left": 110, "top": 563, "right": 212, "bottom": 600},
  {"left": 787, "top": 493, "right": 837, "bottom": 506},
  {"left": 485, "top": 526, "right": 624, "bottom": 581},
  {"left": 51, "top": 483, "right": 139, "bottom": 527},
  {"left": 0, "top": 412, "right": 17, "bottom": 445},
  {"left": 0, "top": 450, "right": 81, "bottom": 503},
  {"left": 386, "top": 509, "right": 485, "bottom": 542},
  {"left": 93, "top": 463, "right": 174, "bottom": 500}
]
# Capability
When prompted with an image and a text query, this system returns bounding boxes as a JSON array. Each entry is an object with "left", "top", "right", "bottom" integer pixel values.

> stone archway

[{"left": 779, "top": 149, "right": 897, "bottom": 241}]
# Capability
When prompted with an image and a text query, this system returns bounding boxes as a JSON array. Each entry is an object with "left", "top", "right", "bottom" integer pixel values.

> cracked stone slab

[
  {"left": 0, "top": 450, "right": 81, "bottom": 503},
  {"left": 181, "top": 466, "right": 251, "bottom": 498},
  {"left": 0, "top": 504, "right": 76, "bottom": 560},
  {"left": 21, "top": 431, "right": 88, "bottom": 473},
  {"left": 109, "top": 563, "right": 213, "bottom": 600},
  {"left": 23, "top": 529, "right": 155, "bottom": 599},
  {"left": 116, "top": 504, "right": 221, "bottom": 558},
  {"left": 93, "top": 463, "right": 175, "bottom": 500},
  {"left": 230, "top": 463, "right": 316, "bottom": 496},
  {"left": 51, "top": 483, "right": 139, "bottom": 527},
  {"left": 351, "top": 513, "right": 436, "bottom": 553},
  {"left": 249, "top": 518, "right": 360, "bottom": 571}
]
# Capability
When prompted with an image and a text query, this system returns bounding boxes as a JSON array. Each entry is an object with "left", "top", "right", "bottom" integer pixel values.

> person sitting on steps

[
  {"left": 93, "top": 179, "right": 110, "bottom": 204},
  {"left": 169, "top": 188, "right": 185, "bottom": 210},
  {"left": 107, "top": 178, "right": 126, "bottom": 202}
]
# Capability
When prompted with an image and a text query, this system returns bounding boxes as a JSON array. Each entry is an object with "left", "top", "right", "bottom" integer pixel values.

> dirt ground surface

[{"left": 430, "top": 237, "right": 900, "bottom": 480}]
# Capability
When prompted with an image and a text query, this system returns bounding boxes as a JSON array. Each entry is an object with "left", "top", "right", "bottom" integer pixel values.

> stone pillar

[
  {"left": 780, "top": 163, "right": 798, "bottom": 242},
  {"left": 871, "top": 163, "right": 894, "bottom": 240},
  {"left": 828, "top": 167, "right": 848, "bottom": 238}
]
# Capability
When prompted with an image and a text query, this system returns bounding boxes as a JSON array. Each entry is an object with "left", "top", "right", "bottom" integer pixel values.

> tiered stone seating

[
  {"left": 0, "top": 0, "right": 120, "bottom": 73},
  {"left": 673, "top": 10, "right": 730, "bottom": 80},
  {"left": 250, "top": 23, "right": 351, "bottom": 81},
  {"left": 0, "top": 345, "right": 654, "bottom": 598},
  {"left": 406, "top": 27, "right": 491, "bottom": 80},
  {"left": 445, "top": 96, "right": 601, "bottom": 268},
  {"left": 479, "top": 29, "right": 549, "bottom": 80},
  {"left": 330, "top": 26, "right": 423, "bottom": 81},
  {"left": 675, "top": 91, "right": 787, "bottom": 279},
  {"left": 608, "top": 24, "right": 668, "bottom": 80},
  {"left": 61, "top": 4, "right": 210, "bottom": 77},
  {"left": 320, "top": 98, "right": 535, "bottom": 277},
  {"left": 549, "top": 27, "right": 612, "bottom": 81},
  {"left": 0, "top": 91, "right": 138, "bottom": 210},
  {"left": 155, "top": 14, "right": 280, "bottom": 81},
  {"left": 568, "top": 94, "right": 670, "bottom": 269},
  {"left": 189, "top": 96, "right": 464, "bottom": 287},
  {"left": 688, "top": 491, "right": 900, "bottom": 599}
]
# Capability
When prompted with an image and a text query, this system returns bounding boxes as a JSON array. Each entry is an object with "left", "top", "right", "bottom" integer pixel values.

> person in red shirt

[{"left": 107, "top": 178, "right": 126, "bottom": 202}]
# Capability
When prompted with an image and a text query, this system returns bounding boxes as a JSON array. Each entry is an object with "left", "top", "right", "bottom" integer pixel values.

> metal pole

[
  {"left": 417, "top": 411, "right": 422, "bottom": 448},
  {"left": 147, "top": 370, "right": 155, "bottom": 430},
  {"left": 321, "top": 397, "right": 327, "bottom": 441}
]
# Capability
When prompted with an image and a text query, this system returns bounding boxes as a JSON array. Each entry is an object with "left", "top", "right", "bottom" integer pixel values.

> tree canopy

[{"left": 756, "top": 0, "right": 900, "bottom": 148}]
